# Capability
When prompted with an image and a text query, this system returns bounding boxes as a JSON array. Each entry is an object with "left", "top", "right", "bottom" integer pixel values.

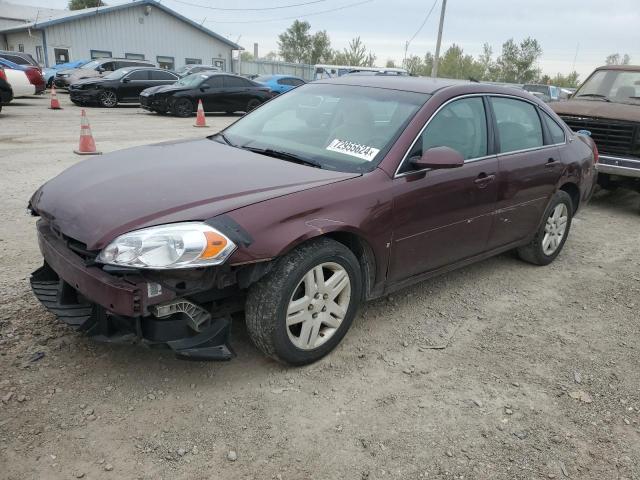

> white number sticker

[{"left": 326, "top": 139, "right": 380, "bottom": 162}]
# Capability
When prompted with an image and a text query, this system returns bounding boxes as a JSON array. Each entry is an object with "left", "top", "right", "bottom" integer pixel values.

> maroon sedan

[{"left": 28, "top": 76, "right": 598, "bottom": 365}]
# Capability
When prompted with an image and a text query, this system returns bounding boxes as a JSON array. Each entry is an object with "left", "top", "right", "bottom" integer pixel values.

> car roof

[
  {"left": 314, "top": 75, "right": 545, "bottom": 98},
  {"left": 594, "top": 64, "right": 640, "bottom": 72}
]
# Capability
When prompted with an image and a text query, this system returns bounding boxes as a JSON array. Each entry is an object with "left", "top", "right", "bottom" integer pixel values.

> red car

[{"left": 28, "top": 76, "right": 598, "bottom": 365}]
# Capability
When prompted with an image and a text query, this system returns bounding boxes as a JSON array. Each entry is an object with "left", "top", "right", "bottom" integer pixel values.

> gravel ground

[{"left": 1, "top": 95, "right": 640, "bottom": 480}]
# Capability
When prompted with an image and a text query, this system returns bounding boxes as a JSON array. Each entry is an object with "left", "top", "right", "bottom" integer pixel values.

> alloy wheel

[
  {"left": 542, "top": 203, "right": 568, "bottom": 255},
  {"left": 100, "top": 90, "right": 117, "bottom": 107},
  {"left": 286, "top": 262, "right": 351, "bottom": 350}
]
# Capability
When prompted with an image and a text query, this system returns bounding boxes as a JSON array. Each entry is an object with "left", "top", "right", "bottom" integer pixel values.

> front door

[
  {"left": 119, "top": 70, "right": 149, "bottom": 101},
  {"left": 388, "top": 96, "right": 499, "bottom": 282},
  {"left": 486, "top": 96, "right": 563, "bottom": 249}
]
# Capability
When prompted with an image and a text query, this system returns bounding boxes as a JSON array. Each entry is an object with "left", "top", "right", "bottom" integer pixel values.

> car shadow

[{"left": 589, "top": 188, "right": 640, "bottom": 215}]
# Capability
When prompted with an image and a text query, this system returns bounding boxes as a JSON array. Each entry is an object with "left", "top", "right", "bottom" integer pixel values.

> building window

[
  {"left": 212, "top": 59, "right": 225, "bottom": 71},
  {"left": 185, "top": 58, "right": 202, "bottom": 65},
  {"left": 54, "top": 48, "right": 70, "bottom": 64},
  {"left": 125, "top": 53, "right": 145, "bottom": 60},
  {"left": 35, "top": 46, "right": 44, "bottom": 63},
  {"left": 18, "top": 44, "right": 24, "bottom": 52},
  {"left": 157, "top": 56, "right": 174, "bottom": 70},
  {"left": 90, "top": 49, "right": 112, "bottom": 59}
]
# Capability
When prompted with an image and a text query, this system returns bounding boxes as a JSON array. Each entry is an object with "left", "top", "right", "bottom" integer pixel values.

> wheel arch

[{"left": 558, "top": 181, "right": 580, "bottom": 214}]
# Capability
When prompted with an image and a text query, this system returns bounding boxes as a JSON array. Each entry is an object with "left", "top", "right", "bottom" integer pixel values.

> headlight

[
  {"left": 97, "top": 222, "right": 236, "bottom": 269},
  {"left": 58, "top": 73, "right": 69, "bottom": 78}
]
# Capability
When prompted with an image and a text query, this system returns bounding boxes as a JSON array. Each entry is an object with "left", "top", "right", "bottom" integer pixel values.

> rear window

[
  {"left": 491, "top": 97, "right": 543, "bottom": 153},
  {"left": 541, "top": 111, "right": 566, "bottom": 144}
]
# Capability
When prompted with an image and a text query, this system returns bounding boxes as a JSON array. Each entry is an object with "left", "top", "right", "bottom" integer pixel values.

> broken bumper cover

[{"left": 30, "top": 221, "right": 234, "bottom": 360}]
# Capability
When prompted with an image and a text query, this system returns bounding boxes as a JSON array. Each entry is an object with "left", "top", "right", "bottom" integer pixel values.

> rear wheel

[
  {"left": 173, "top": 98, "right": 194, "bottom": 117},
  {"left": 245, "top": 238, "right": 362, "bottom": 365},
  {"left": 517, "top": 190, "right": 573, "bottom": 266},
  {"left": 98, "top": 89, "right": 118, "bottom": 108},
  {"left": 245, "top": 98, "right": 261, "bottom": 112}
]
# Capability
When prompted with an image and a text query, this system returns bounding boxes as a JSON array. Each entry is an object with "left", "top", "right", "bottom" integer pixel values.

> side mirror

[
  {"left": 411, "top": 146, "right": 464, "bottom": 170},
  {"left": 122, "top": 77, "right": 131, "bottom": 83},
  {"left": 200, "top": 85, "right": 211, "bottom": 91},
  {"left": 96, "top": 67, "right": 104, "bottom": 72}
]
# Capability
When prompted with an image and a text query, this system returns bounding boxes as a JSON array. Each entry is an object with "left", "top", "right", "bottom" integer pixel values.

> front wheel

[
  {"left": 173, "top": 98, "right": 193, "bottom": 117},
  {"left": 98, "top": 89, "right": 118, "bottom": 108},
  {"left": 517, "top": 190, "right": 573, "bottom": 266},
  {"left": 245, "top": 238, "right": 362, "bottom": 365}
]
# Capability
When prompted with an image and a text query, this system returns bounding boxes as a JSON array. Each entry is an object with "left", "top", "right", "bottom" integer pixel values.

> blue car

[
  {"left": 253, "top": 74, "right": 305, "bottom": 94},
  {"left": 43, "top": 60, "right": 89, "bottom": 87}
]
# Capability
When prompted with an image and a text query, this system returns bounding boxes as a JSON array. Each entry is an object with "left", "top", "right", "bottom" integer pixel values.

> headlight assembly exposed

[{"left": 97, "top": 222, "right": 236, "bottom": 269}]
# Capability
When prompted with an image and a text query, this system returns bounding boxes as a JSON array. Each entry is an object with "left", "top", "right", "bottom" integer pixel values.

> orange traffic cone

[
  {"left": 194, "top": 99, "right": 208, "bottom": 127},
  {"left": 73, "top": 110, "right": 101, "bottom": 155},
  {"left": 49, "top": 84, "right": 62, "bottom": 110}
]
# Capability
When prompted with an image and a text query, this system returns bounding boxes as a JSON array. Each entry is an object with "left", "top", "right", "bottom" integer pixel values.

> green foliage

[
  {"left": 68, "top": 0, "right": 105, "bottom": 9},
  {"left": 605, "top": 53, "right": 631, "bottom": 65},
  {"left": 333, "top": 37, "right": 376, "bottom": 67},
  {"left": 437, "top": 44, "right": 484, "bottom": 80},
  {"left": 385, "top": 59, "right": 396, "bottom": 68},
  {"left": 240, "top": 51, "right": 254, "bottom": 62},
  {"left": 277, "top": 20, "right": 332, "bottom": 64},
  {"left": 495, "top": 37, "right": 542, "bottom": 83}
]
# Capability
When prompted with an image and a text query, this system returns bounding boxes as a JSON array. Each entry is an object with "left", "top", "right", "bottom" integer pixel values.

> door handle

[
  {"left": 545, "top": 158, "right": 560, "bottom": 168},
  {"left": 474, "top": 173, "right": 496, "bottom": 188}
]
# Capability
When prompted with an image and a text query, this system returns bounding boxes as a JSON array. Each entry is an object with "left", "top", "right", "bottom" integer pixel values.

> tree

[
  {"left": 477, "top": 43, "right": 498, "bottom": 81},
  {"left": 605, "top": 53, "right": 631, "bottom": 65},
  {"left": 437, "top": 44, "right": 483, "bottom": 80},
  {"left": 332, "top": 37, "right": 376, "bottom": 67},
  {"left": 264, "top": 51, "right": 278, "bottom": 61},
  {"left": 68, "top": 0, "right": 105, "bottom": 9},
  {"left": 278, "top": 20, "right": 313, "bottom": 63},
  {"left": 495, "top": 37, "right": 542, "bottom": 83},
  {"left": 240, "top": 51, "right": 254, "bottom": 62},
  {"left": 385, "top": 59, "right": 396, "bottom": 68},
  {"left": 310, "top": 30, "right": 332, "bottom": 64}
]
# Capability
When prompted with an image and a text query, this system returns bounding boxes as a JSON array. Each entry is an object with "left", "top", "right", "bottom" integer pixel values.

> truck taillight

[{"left": 0, "top": 69, "right": 6, "bottom": 81}]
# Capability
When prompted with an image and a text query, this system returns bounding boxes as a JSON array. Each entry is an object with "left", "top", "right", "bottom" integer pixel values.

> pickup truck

[{"left": 552, "top": 65, "right": 640, "bottom": 191}]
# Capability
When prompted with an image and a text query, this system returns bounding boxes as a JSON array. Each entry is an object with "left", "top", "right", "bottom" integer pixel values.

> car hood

[
  {"left": 72, "top": 77, "right": 103, "bottom": 87},
  {"left": 146, "top": 84, "right": 190, "bottom": 95},
  {"left": 552, "top": 99, "right": 640, "bottom": 123},
  {"left": 30, "top": 139, "right": 358, "bottom": 250}
]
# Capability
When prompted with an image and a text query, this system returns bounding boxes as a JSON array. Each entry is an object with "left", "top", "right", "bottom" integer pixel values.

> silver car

[{"left": 54, "top": 58, "right": 154, "bottom": 88}]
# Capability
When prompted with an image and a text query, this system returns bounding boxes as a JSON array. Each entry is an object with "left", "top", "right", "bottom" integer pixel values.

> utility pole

[{"left": 431, "top": 0, "right": 447, "bottom": 78}]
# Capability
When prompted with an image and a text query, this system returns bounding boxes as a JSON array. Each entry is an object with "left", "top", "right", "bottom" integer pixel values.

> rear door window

[
  {"left": 204, "top": 76, "right": 223, "bottom": 88},
  {"left": 491, "top": 97, "right": 543, "bottom": 153},
  {"left": 126, "top": 70, "right": 149, "bottom": 80},
  {"left": 223, "top": 76, "right": 251, "bottom": 88},
  {"left": 150, "top": 70, "right": 178, "bottom": 81}
]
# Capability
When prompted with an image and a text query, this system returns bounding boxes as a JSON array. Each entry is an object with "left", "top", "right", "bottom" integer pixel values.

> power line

[
  {"left": 407, "top": 0, "right": 438, "bottom": 46},
  {"left": 202, "top": 0, "right": 373, "bottom": 24},
  {"left": 168, "top": 0, "right": 327, "bottom": 11}
]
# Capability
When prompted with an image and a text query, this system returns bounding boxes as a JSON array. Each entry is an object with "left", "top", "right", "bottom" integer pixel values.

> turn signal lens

[{"left": 201, "top": 231, "right": 228, "bottom": 259}]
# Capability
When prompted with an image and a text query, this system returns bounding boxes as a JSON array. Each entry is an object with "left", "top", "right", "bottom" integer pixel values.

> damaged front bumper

[{"left": 30, "top": 220, "right": 235, "bottom": 360}]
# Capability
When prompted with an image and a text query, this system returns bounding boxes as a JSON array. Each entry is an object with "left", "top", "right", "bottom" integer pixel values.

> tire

[
  {"left": 98, "top": 89, "right": 118, "bottom": 108},
  {"left": 173, "top": 98, "right": 194, "bottom": 117},
  {"left": 245, "top": 237, "right": 362, "bottom": 365},
  {"left": 245, "top": 98, "right": 261, "bottom": 112},
  {"left": 517, "top": 190, "right": 573, "bottom": 266}
]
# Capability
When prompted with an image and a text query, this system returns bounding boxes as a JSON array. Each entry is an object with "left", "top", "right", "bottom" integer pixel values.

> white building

[{"left": 0, "top": 0, "right": 241, "bottom": 71}]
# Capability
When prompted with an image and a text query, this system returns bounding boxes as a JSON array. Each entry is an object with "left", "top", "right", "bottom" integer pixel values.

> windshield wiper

[
  {"left": 241, "top": 146, "right": 322, "bottom": 169},
  {"left": 576, "top": 93, "right": 611, "bottom": 102},
  {"left": 213, "top": 132, "right": 235, "bottom": 147}
]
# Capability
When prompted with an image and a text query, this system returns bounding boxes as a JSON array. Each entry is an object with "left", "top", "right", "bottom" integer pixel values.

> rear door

[
  {"left": 388, "top": 96, "right": 499, "bottom": 281},
  {"left": 222, "top": 76, "right": 253, "bottom": 111},
  {"left": 486, "top": 96, "right": 564, "bottom": 249}
]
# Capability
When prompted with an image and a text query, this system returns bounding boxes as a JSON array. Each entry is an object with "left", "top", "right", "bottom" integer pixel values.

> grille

[{"left": 561, "top": 116, "right": 639, "bottom": 158}]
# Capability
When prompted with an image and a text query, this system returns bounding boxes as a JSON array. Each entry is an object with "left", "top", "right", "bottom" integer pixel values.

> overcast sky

[{"left": 16, "top": 0, "right": 640, "bottom": 79}]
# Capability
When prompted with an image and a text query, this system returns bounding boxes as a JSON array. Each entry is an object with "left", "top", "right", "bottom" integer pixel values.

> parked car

[
  {"left": 43, "top": 60, "right": 89, "bottom": 88},
  {"left": 0, "top": 58, "right": 45, "bottom": 96},
  {"left": 0, "top": 67, "right": 14, "bottom": 113},
  {"left": 552, "top": 65, "right": 640, "bottom": 192},
  {"left": 522, "top": 84, "right": 561, "bottom": 102},
  {"left": 0, "top": 50, "right": 40, "bottom": 71},
  {"left": 140, "top": 72, "right": 273, "bottom": 117},
  {"left": 55, "top": 58, "right": 154, "bottom": 88},
  {"left": 28, "top": 76, "right": 597, "bottom": 365},
  {"left": 254, "top": 74, "right": 305, "bottom": 94},
  {"left": 69, "top": 67, "right": 179, "bottom": 107},
  {"left": 175, "top": 64, "right": 220, "bottom": 78}
]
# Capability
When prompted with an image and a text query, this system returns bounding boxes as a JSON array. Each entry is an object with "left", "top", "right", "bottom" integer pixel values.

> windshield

[
  {"left": 576, "top": 69, "right": 640, "bottom": 104},
  {"left": 176, "top": 73, "right": 208, "bottom": 87},
  {"left": 220, "top": 83, "right": 429, "bottom": 173},
  {"left": 103, "top": 68, "right": 131, "bottom": 80}
]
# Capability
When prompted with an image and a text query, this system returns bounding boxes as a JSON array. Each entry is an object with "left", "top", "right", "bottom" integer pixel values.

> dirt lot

[{"left": 1, "top": 95, "right": 639, "bottom": 480}]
